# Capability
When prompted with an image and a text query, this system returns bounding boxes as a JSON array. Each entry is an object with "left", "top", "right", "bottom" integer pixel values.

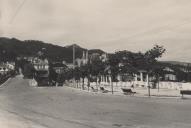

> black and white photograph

[{"left": 1, "top": 0, "right": 191, "bottom": 127}]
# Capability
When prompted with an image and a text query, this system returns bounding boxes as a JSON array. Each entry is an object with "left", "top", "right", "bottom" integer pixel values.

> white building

[
  {"left": 0, "top": 62, "right": 15, "bottom": 75},
  {"left": 33, "top": 58, "right": 49, "bottom": 71}
]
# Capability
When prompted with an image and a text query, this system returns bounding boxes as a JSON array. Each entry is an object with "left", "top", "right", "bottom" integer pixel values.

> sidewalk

[
  {"left": 64, "top": 83, "right": 183, "bottom": 99},
  {"left": 134, "top": 88, "right": 181, "bottom": 98}
]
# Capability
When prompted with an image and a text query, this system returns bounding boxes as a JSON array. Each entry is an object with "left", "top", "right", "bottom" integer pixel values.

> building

[
  {"left": 52, "top": 62, "right": 67, "bottom": 74},
  {"left": 32, "top": 58, "right": 49, "bottom": 86},
  {"left": 65, "top": 63, "right": 74, "bottom": 69},
  {"left": 0, "top": 62, "right": 15, "bottom": 75},
  {"left": 0, "top": 65, "right": 8, "bottom": 75},
  {"left": 75, "top": 51, "right": 89, "bottom": 67},
  {"left": 163, "top": 67, "right": 177, "bottom": 81},
  {"left": 6, "top": 62, "right": 15, "bottom": 70},
  {"left": 33, "top": 58, "right": 49, "bottom": 72},
  {"left": 99, "top": 53, "right": 108, "bottom": 62}
]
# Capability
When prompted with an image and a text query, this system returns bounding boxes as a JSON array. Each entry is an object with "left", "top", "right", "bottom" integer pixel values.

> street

[{"left": 0, "top": 76, "right": 191, "bottom": 128}]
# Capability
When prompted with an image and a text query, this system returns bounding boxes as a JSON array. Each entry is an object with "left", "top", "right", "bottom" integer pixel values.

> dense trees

[
  {"left": 49, "top": 44, "right": 165, "bottom": 88},
  {"left": 59, "top": 45, "right": 166, "bottom": 89}
]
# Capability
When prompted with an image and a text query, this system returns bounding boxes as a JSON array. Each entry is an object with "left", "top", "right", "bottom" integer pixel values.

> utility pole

[
  {"left": 111, "top": 78, "right": 114, "bottom": 94},
  {"left": 147, "top": 73, "right": 151, "bottom": 97},
  {"left": 157, "top": 76, "right": 161, "bottom": 92}
]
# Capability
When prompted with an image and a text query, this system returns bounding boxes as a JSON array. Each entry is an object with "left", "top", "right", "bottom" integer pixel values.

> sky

[{"left": 1, "top": 0, "right": 191, "bottom": 62}]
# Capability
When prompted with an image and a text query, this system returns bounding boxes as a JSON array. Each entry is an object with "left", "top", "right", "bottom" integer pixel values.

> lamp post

[{"left": 158, "top": 77, "right": 162, "bottom": 92}]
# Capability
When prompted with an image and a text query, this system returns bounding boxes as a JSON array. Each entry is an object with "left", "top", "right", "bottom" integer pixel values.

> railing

[{"left": 0, "top": 73, "right": 14, "bottom": 85}]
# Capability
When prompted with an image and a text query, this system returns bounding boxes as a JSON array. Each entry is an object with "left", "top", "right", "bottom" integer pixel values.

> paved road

[{"left": 0, "top": 76, "right": 191, "bottom": 128}]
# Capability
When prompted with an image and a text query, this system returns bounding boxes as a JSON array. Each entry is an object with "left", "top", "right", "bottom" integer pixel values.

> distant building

[
  {"left": 163, "top": 67, "right": 177, "bottom": 81},
  {"left": 99, "top": 53, "right": 108, "bottom": 62},
  {"left": 64, "top": 50, "right": 108, "bottom": 68},
  {"left": 0, "top": 62, "right": 15, "bottom": 75},
  {"left": 33, "top": 58, "right": 49, "bottom": 71},
  {"left": 32, "top": 58, "right": 49, "bottom": 78},
  {"left": 6, "top": 62, "right": 15, "bottom": 70},
  {"left": 75, "top": 51, "right": 89, "bottom": 67},
  {"left": 75, "top": 58, "right": 83, "bottom": 67},
  {"left": 64, "top": 51, "right": 89, "bottom": 68},
  {"left": 65, "top": 63, "right": 74, "bottom": 69},
  {"left": 164, "top": 74, "right": 176, "bottom": 81},
  {"left": 0, "top": 65, "right": 8, "bottom": 75}
]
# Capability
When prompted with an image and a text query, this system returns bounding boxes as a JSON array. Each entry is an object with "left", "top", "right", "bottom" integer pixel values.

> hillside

[
  {"left": 88, "top": 49, "right": 105, "bottom": 55},
  {"left": 0, "top": 37, "right": 106, "bottom": 63},
  {"left": 1, "top": 37, "right": 190, "bottom": 66}
]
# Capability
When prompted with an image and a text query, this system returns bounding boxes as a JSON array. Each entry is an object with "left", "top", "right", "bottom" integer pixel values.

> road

[{"left": 0, "top": 76, "right": 191, "bottom": 128}]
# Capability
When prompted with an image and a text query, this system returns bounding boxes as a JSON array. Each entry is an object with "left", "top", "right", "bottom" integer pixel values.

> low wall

[
  {"left": 181, "top": 83, "right": 191, "bottom": 90},
  {"left": 159, "top": 82, "right": 181, "bottom": 90},
  {"left": 159, "top": 82, "right": 191, "bottom": 90},
  {"left": 70, "top": 80, "right": 191, "bottom": 91}
]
